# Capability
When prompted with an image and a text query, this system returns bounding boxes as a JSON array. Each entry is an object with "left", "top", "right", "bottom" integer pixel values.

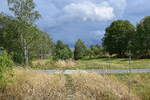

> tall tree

[
  {"left": 136, "top": 16, "right": 150, "bottom": 57},
  {"left": 0, "top": 14, "right": 52, "bottom": 63},
  {"left": 31, "top": 32, "right": 53, "bottom": 59},
  {"left": 74, "top": 40, "right": 87, "bottom": 60},
  {"left": 102, "top": 20, "right": 135, "bottom": 57},
  {"left": 7, "top": 0, "right": 41, "bottom": 65},
  {"left": 7, "top": 0, "right": 40, "bottom": 24},
  {"left": 0, "top": 14, "right": 24, "bottom": 63}
]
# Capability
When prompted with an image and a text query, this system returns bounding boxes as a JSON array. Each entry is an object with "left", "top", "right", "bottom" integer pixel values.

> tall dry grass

[
  {"left": 31, "top": 59, "right": 77, "bottom": 69},
  {"left": 0, "top": 68, "right": 66, "bottom": 100},
  {"left": 71, "top": 72, "right": 140, "bottom": 100},
  {"left": 0, "top": 68, "right": 140, "bottom": 100},
  {"left": 55, "top": 60, "right": 77, "bottom": 68}
]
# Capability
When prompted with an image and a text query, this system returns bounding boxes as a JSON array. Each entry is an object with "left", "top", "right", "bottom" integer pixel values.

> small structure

[{"left": 0, "top": 47, "right": 4, "bottom": 56}]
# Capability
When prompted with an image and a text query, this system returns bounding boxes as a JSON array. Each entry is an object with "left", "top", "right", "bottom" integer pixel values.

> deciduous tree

[
  {"left": 102, "top": 20, "right": 135, "bottom": 57},
  {"left": 7, "top": 0, "right": 41, "bottom": 65},
  {"left": 74, "top": 40, "right": 87, "bottom": 60}
]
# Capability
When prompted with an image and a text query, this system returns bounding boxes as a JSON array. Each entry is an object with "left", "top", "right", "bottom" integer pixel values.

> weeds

[
  {"left": 0, "top": 68, "right": 66, "bottom": 100},
  {"left": 0, "top": 68, "right": 146, "bottom": 100},
  {"left": 71, "top": 72, "right": 140, "bottom": 100},
  {"left": 31, "top": 58, "right": 150, "bottom": 70}
]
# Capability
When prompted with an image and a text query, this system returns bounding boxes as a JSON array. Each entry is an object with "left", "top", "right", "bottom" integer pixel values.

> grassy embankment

[
  {"left": 0, "top": 68, "right": 150, "bottom": 100},
  {"left": 31, "top": 58, "right": 150, "bottom": 69},
  {"left": 113, "top": 73, "right": 150, "bottom": 100},
  {"left": 0, "top": 68, "right": 66, "bottom": 100}
]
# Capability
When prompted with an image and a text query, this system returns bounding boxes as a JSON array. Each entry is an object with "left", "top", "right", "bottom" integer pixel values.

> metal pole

[
  {"left": 128, "top": 49, "right": 131, "bottom": 100},
  {"left": 108, "top": 54, "right": 111, "bottom": 73}
]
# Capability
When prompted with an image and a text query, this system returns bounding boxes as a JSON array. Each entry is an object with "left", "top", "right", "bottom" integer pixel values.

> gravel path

[{"left": 34, "top": 68, "right": 150, "bottom": 74}]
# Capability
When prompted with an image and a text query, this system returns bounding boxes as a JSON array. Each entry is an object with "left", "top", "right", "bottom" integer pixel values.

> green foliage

[
  {"left": 89, "top": 45, "right": 103, "bottom": 58},
  {"left": 29, "top": 31, "right": 53, "bottom": 60},
  {"left": 53, "top": 40, "right": 73, "bottom": 60},
  {"left": 0, "top": 51, "right": 13, "bottom": 83},
  {"left": 7, "top": 0, "right": 41, "bottom": 65},
  {"left": 0, "top": 14, "right": 24, "bottom": 63},
  {"left": 74, "top": 40, "right": 87, "bottom": 60},
  {"left": 0, "top": 51, "right": 13, "bottom": 70},
  {"left": 135, "top": 16, "right": 150, "bottom": 58},
  {"left": 102, "top": 20, "right": 135, "bottom": 57},
  {"left": 0, "top": 13, "right": 53, "bottom": 64},
  {"left": 7, "top": 0, "right": 40, "bottom": 24},
  {"left": 115, "top": 73, "right": 150, "bottom": 100}
]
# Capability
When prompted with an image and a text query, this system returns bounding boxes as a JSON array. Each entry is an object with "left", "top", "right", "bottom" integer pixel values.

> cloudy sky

[{"left": 0, "top": 0, "right": 150, "bottom": 47}]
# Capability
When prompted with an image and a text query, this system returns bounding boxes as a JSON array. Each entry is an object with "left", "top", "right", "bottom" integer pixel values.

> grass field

[
  {"left": 1, "top": 68, "right": 147, "bottom": 100},
  {"left": 112, "top": 73, "right": 150, "bottom": 100},
  {"left": 0, "top": 68, "right": 66, "bottom": 100},
  {"left": 1, "top": 68, "right": 150, "bottom": 100},
  {"left": 31, "top": 58, "right": 150, "bottom": 69}
]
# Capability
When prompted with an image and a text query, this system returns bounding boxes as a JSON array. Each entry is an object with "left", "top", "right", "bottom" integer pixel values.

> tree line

[
  {"left": 0, "top": 0, "right": 53, "bottom": 65},
  {"left": 52, "top": 39, "right": 103, "bottom": 60},
  {"left": 54, "top": 17, "right": 150, "bottom": 60},
  {"left": 0, "top": 0, "right": 150, "bottom": 66},
  {"left": 103, "top": 17, "right": 150, "bottom": 58}
]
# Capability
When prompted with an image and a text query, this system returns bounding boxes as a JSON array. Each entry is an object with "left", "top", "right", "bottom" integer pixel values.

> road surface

[{"left": 34, "top": 68, "right": 150, "bottom": 74}]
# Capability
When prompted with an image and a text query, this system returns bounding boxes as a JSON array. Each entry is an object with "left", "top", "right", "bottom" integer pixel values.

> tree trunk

[{"left": 24, "top": 39, "right": 29, "bottom": 65}]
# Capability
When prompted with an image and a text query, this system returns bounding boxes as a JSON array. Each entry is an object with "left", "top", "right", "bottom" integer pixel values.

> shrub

[
  {"left": 53, "top": 40, "right": 73, "bottom": 60},
  {"left": 0, "top": 51, "right": 13, "bottom": 80},
  {"left": 0, "top": 51, "right": 14, "bottom": 91},
  {"left": 0, "top": 51, "right": 13, "bottom": 70}
]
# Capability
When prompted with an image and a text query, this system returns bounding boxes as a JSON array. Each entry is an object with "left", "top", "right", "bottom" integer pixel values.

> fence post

[
  {"left": 128, "top": 49, "right": 132, "bottom": 100},
  {"left": 128, "top": 40, "right": 132, "bottom": 100}
]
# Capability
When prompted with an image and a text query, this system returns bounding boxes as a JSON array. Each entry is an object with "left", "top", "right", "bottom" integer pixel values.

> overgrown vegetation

[
  {"left": 31, "top": 58, "right": 150, "bottom": 70},
  {"left": 0, "top": 51, "right": 13, "bottom": 70},
  {"left": 0, "top": 68, "right": 66, "bottom": 100},
  {"left": 0, "top": 69, "right": 143, "bottom": 100},
  {"left": 71, "top": 72, "right": 139, "bottom": 100},
  {"left": 0, "top": 0, "right": 150, "bottom": 99},
  {"left": 53, "top": 40, "right": 73, "bottom": 60},
  {"left": 0, "top": 0, "right": 53, "bottom": 65},
  {"left": 0, "top": 51, "right": 13, "bottom": 91},
  {"left": 114, "top": 73, "right": 150, "bottom": 100}
]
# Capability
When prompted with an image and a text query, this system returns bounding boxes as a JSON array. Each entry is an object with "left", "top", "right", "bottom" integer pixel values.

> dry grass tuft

[
  {"left": 71, "top": 72, "right": 140, "bottom": 100},
  {"left": 0, "top": 68, "right": 66, "bottom": 100},
  {"left": 32, "top": 59, "right": 50, "bottom": 65},
  {"left": 55, "top": 60, "right": 77, "bottom": 68},
  {"left": 31, "top": 59, "right": 77, "bottom": 69}
]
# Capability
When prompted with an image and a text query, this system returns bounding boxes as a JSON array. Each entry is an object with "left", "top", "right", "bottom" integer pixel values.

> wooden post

[{"left": 128, "top": 49, "right": 132, "bottom": 100}]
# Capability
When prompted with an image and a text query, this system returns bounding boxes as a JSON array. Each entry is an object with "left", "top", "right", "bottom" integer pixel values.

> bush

[
  {"left": 0, "top": 51, "right": 13, "bottom": 79},
  {"left": 53, "top": 40, "right": 73, "bottom": 60},
  {"left": 0, "top": 51, "right": 14, "bottom": 90},
  {"left": 0, "top": 51, "right": 13, "bottom": 70}
]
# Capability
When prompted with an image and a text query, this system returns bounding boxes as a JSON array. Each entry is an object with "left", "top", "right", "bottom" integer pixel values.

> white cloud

[
  {"left": 109, "top": 0, "right": 127, "bottom": 16},
  {"left": 63, "top": 1, "right": 115, "bottom": 21}
]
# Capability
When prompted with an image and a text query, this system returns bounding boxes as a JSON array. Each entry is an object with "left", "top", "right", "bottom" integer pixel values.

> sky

[{"left": 0, "top": 0, "right": 150, "bottom": 47}]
